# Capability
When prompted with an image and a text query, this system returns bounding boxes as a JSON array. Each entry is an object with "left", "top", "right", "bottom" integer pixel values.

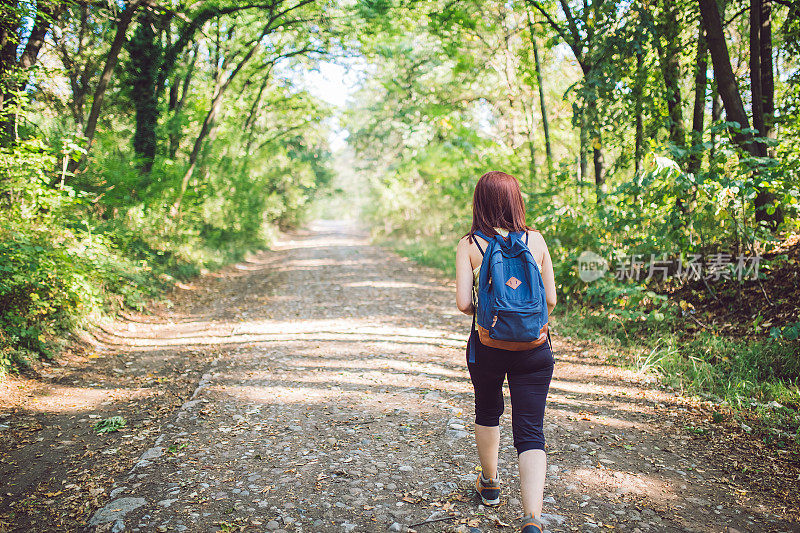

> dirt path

[{"left": 1, "top": 221, "right": 798, "bottom": 533}]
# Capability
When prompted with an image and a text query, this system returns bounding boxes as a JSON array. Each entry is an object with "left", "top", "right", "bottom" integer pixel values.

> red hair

[{"left": 468, "top": 171, "right": 530, "bottom": 241}]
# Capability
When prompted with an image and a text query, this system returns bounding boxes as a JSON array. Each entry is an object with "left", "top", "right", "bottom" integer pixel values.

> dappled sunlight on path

[{"left": 2, "top": 221, "right": 797, "bottom": 532}]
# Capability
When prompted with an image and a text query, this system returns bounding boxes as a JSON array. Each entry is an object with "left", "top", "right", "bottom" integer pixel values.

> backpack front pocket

[{"left": 489, "top": 307, "right": 541, "bottom": 342}]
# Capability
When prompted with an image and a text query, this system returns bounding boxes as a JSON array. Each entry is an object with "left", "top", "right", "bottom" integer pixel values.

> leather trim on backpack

[{"left": 476, "top": 323, "right": 549, "bottom": 351}]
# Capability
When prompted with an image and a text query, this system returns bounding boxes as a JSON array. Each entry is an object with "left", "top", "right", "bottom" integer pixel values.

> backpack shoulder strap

[{"left": 471, "top": 231, "right": 489, "bottom": 256}]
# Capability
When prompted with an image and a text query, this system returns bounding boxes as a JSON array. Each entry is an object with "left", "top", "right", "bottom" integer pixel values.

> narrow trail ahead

[{"left": 1, "top": 221, "right": 797, "bottom": 533}]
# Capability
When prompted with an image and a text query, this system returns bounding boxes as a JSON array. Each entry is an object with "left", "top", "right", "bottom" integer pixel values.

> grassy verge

[
  {"left": 384, "top": 234, "right": 800, "bottom": 452},
  {"left": 388, "top": 235, "right": 457, "bottom": 278},
  {"left": 557, "top": 307, "right": 800, "bottom": 450},
  {"left": 0, "top": 219, "right": 274, "bottom": 374}
]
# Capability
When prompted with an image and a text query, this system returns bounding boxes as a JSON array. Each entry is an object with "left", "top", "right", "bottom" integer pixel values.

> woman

[{"left": 455, "top": 171, "right": 557, "bottom": 533}]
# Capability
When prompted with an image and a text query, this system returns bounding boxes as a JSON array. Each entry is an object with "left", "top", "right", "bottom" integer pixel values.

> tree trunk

[
  {"left": 576, "top": 60, "right": 605, "bottom": 197},
  {"left": 129, "top": 11, "right": 161, "bottom": 177},
  {"left": 526, "top": 12, "right": 552, "bottom": 179},
  {"left": 241, "top": 73, "right": 272, "bottom": 175},
  {"left": 699, "top": 0, "right": 782, "bottom": 228},
  {"left": 168, "top": 75, "right": 179, "bottom": 153},
  {"left": 688, "top": 24, "right": 708, "bottom": 175},
  {"left": 663, "top": 0, "right": 686, "bottom": 226},
  {"left": 168, "top": 44, "right": 198, "bottom": 159},
  {"left": 592, "top": 133, "right": 605, "bottom": 194},
  {"left": 244, "top": 75, "right": 269, "bottom": 137},
  {"left": 749, "top": 0, "right": 782, "bottom": 227},
  {"left": 68, "top": 1, "right": 142, "bottom": 174},
  {"left": 18, "top": 1, "right": 60, "bottom": 71},
  {"left": 760, "top": 0, "right": 775, "bottom": 156},
  {"left": 171, "top": 34, "right": 265, "bottom": 217},
  {"left": 154, "top": 2, "right": 279, "bottom": 100},
  {"left": 634, "top": 50, "right": 644, "bottom": 175},
  {"left": 0, "top": 6, "right": 21, "bottom": 144},
  {"left": 0, "top": 1, "right": 63, "bottom": 142},
  {"left": 579, "top": 103, "right": 588, "bottom": 186},
  {"left": 586, "top": 79, "right": 604, "bottom": 194},
  {"left": 699, "top": 0, "right": 752, "bottom": 150},
  {"left": 533, "top": 39, "right": 552, "bottom": 179},
  {"left": 709, "top": 86, "right": 722, "bottom": 162},
  {"left": 0, "top": 9, "right": 18, "bottom": 77},
  {"left": 750, "top": 0, "right": 766, "bottom": 156},
  {"left": 528, "top": 132, "right": 538, "bottom": 187},
  {"left": 527, "top": 1, "right": 605, "bottom": 193},
  {"left": 657, "top": 1, "right": 686, "bottom": 153},
  {"left": 63, "top": 6, "right": 91, "bottom": 129},
  {"left": 172, "top": 83, "right": 224, "bottom": 217}
]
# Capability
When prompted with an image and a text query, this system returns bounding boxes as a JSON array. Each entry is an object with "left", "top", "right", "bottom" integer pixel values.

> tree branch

[
  {"left": 256, "top": 121, "right": 311, "bottom": 150},
  {"left": 724, "top": 6, "right": 750, "bottom": 27},
  {"left": 559, "top": 0, "right": 581, "bottom": 43},
  {"left": 525, "top": 0, "right": 583, "bottom": 61},
  {"left": 525, "top": 0, "right": 570, "bottom": 45},
  {"left": 157, "top": 0, "right": 286, "bottom": 94}
]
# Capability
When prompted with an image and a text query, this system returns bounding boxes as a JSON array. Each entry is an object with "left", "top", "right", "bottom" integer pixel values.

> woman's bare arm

[
  {"left": 456, "top": 237, "right": 475, "bottom": 315},
  {"left": 537, "top": 234, "right": 557, "bottom": 314}
]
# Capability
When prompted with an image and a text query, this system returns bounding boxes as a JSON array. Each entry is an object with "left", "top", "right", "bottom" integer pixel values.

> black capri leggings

[{"left": 466, "top": 334, "right": 554, "bottom": 455}]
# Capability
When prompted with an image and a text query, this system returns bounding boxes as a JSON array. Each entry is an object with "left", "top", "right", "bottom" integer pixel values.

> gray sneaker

[
  {"left": 520, "top": 514, "right": 544, "bottom": 532},
  {"left": 474, "top": 473, "right": 501, "bottom": 506}
]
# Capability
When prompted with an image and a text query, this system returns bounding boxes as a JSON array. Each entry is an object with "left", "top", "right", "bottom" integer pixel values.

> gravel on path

[{"left": 3, "top": 221, "right": 798, "bottom": 533}]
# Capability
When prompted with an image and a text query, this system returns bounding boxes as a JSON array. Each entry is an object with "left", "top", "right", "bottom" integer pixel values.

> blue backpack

[{"left": 468, "top": 230, "right": 550, "bottom": 363}]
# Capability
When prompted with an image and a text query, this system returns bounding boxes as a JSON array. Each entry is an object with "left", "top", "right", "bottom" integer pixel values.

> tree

[
  {"left": 527, "top": 0, "right": 619, "bottom": 196},
  {"left": 699, "top": 0, "right": 783, "bottom": 228},
  {"left": 67, "top": 0, "right": 144, "bottom": 174},
  {"left": 166, "top": 43, "right": 198, "bottom": 159},
  {"left": 170, "top": 0, "right": 322, "bottom": 216},
  {"left": 688, "top": 21, "right": 708, "bottom": 175},
  {"left": 127, "top": 9, "right": 161, "bottom": 176},
  {"left": 0, "top": 1, "right": 65, "bottom": 143},
  {"left": 526, "top": 10, "right": 553, "bottom": 180},
  {"left": 655, "top": 0, "right": 686, "bottom": 154}
]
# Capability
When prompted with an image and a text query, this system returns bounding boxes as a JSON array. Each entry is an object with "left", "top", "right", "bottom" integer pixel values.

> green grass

[
  {"left": 549, "top": 308, "right": 800, "bottom": 451},
  {"left": 0, "top": 218, "right": 271, "bottom": 374},
  {"left": 388, "top": 234, "right": 800, "bottom": 451},
  {"left": 383, "top": 235, "right": 457, "bottom": 278}
]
